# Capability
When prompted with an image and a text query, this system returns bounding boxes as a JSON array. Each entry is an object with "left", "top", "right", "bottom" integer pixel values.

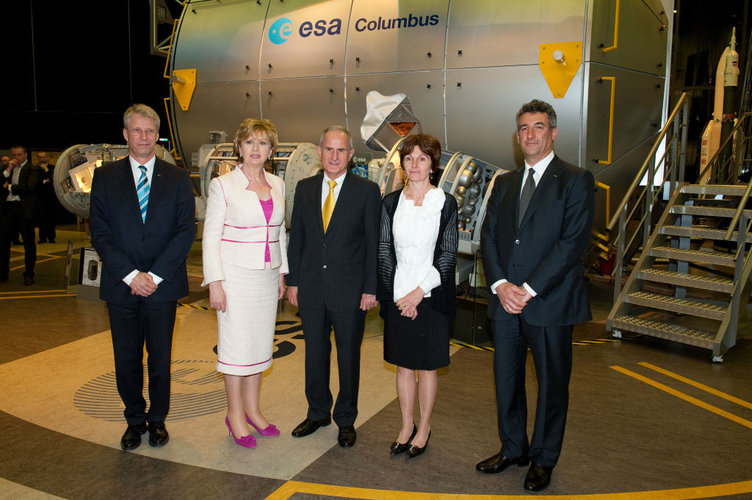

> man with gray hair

[
  {"left": 286, "top": 125, "right": 380, "bottom": 447},
  {"left": 90, "top": 104, "right": 195, "bottom": 451}
]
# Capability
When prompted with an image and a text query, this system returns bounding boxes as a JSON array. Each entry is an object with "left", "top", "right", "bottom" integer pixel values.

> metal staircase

[
  {"left": 603, "top": 92, "right": 752, "bottom": 361},
  {"left": 607, "top": 183, "right": 752, "bottom": 361}
]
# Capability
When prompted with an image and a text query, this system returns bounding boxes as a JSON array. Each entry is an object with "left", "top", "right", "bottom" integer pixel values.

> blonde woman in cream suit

[{"left": 202, "top": 119, "right": 287, "bottom": 448}]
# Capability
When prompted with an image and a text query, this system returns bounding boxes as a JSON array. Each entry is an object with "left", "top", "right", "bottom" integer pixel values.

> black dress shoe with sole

[
  {"left": 291, "top": 417, "right": 331, "bottom": 437},
  {"left": 121, "top": 423, "right": 148, "bottom": 451},
  {"left": 337, "top": 425, "right": 356, "bottom": 447},
  {"left": 148, "top": 421, "right": 169, "bottom": 447},
  {"left": 406, "top": 431, "right": 431, "bottom": 458},
  {"left": 524, "top": 463, "right": 553, "bottom": 492},
  {"left": 390, "top": 424, "right": 417, "bottom": 456},
  {"left": 476, "top": 452, "right": 529, "bottom": 473}
]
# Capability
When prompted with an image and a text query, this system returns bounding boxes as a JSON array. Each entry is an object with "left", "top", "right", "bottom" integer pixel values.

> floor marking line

[
  {"left": 638, "top": 361, "right": 752, "bottom": 411},
  {"left": 611, "top": 365, "right": 752, "bottom": 430},
  {"left": 265, "top": 479, "right": 752, "bottom": 499},
  {"left": 10, "top": 256, "right": 58, "bottom": 271},
  {"left": 0, "top": 294, "right": 76, "bottom": 300},
  {"left": 0, "top": 289, "right": 67, "bottom": 295}
]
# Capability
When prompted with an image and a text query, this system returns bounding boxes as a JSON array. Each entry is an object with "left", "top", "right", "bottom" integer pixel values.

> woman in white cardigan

[{"left": 202, "top": 119, "right": 287, "bottom": 448}]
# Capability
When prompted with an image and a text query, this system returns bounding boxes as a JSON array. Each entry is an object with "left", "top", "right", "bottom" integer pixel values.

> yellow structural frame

[{"left": 539, "top": 41, "right": 583, "bottom": 99}]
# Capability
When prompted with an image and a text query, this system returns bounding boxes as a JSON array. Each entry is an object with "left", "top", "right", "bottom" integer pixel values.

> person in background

[
  {"left": 36, "top": 152, "right": 57, "bottom": 244},
  {"left": 377, "top": 133, "right": 457, "bottom": 459},
  {"left": 202, "top": 118, "right": 287, "bottom": 448},
  {"left": 0, "top": 145, "right": 42, "bottom": 285}
]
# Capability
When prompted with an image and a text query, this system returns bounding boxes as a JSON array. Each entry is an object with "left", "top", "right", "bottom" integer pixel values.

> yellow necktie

[{"left": 322, "top": 179, "right": 337, "bottom": 232}]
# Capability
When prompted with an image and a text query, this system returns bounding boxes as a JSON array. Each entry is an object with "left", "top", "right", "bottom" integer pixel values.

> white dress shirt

[
  {"left": 122, "top": 155, "right": 163, "bottom": 286},
  {"left": 490, "top": 150, "right": 556, "bottom": 298}
]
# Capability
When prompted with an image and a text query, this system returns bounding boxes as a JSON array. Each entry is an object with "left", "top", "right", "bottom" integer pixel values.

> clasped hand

[
  {"left": 496, "top": 281, "right": 531, "bottom": 314},
  {"left": 130, "top": 272, "right": 157, "bottom": 297},
  {"left": 395, "top": 287, "right": 424, "bottom": 320}
]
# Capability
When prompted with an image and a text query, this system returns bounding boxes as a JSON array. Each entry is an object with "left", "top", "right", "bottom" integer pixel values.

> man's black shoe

[
  {"left": 524, "top": 463, "right": 553, "bottom": 492},
  {"left": 291, "top": 417, "right": 331, "bottom": 437},
  {"left": 476, "top": 452, "right": 529, "bottom": 473},
  {"left": 120, "top": 423, "right": 147, "bottom": 451},
  {"left": 148, "top": 421, "right": 169, "bottom": 447},
  {"left": 337, "top": 425, "right": 356, "bottom": 447}
]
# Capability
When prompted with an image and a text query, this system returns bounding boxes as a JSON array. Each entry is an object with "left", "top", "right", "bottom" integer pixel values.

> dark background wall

[{"left": 0, "top": 0, "right": 168, "bottom": 151}]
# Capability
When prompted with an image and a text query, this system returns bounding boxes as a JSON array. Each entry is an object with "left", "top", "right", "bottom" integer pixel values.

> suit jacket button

[
  {"left": 322, "top": 265, "right": 327, "bottom": 269},
  {"left": 515, "top": 239, "right": 520, "bottom": 245}
]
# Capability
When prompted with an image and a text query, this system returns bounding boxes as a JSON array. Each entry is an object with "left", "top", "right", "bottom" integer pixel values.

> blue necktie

[{"left": 137, "top": 166, "right": 150, "bottom": 223}]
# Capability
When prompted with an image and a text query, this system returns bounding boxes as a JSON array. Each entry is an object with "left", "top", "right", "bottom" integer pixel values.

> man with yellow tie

[{"left": 287, "top": 125, "right": 381, "bottom": 448}]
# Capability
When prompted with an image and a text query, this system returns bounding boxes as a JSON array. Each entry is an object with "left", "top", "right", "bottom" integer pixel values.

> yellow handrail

[
  {"left": 597, "top": 77, "right": 615, "bottom": 165},
  {"left": 163, "top": 97, "right": 181, "bottom": 161},
  {"left": 163, "top": 18, "right": 180, "bottom": 79},
  {"left": 601, "top": 0, "right": 620, "bottom": 52}
]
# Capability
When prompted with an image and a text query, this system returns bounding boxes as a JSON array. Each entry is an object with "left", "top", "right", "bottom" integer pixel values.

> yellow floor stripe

[
  {"left": 639, "top": 362, "right": 752, "bottom": 411},
  {"left": 0, "top": 289, "right": 67, "bottom": 295},
  {"left": 10, "top": 255, "right": 59, "bottom": 271},
  {"left": 266, "top": 479, "right": 752, "bottom": 499},
  {"left": 0, "top": 294, "right": 76, "bottom": 300},
  {"left": 611, "top": 365, "right": 752, "bottom": 430}
]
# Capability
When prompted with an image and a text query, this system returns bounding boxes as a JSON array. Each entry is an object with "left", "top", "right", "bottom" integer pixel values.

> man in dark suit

[
  {"left": 286, "top": 125, "right": 380, "bottom": 448},
  {"left": 1, "top": 145, "right": 42, "bottom": 285},
  {"left": 478, "top": 100, "right": 594, "bottom": 492},
  {"left": 90, "top": 104, "right": 195, "bottom": 451}
]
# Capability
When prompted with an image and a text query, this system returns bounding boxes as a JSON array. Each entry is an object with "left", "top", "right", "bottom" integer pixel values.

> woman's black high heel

[
  {"left": 389, "top": 424, "right": 417, "bottom": 456},
  {"left": 406, "top": 431, "right": 431, "bottom": 458}
]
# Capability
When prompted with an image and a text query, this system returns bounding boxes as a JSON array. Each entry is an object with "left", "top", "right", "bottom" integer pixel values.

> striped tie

[{"left": 137, "top": 165, "right": 150, "bottom": 223}]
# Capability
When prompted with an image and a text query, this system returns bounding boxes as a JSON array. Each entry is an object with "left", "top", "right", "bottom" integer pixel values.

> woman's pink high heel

[
  {"left": 225, "top": 417, "right": 256, "bottom": 448},
  {"left": 246, "top": 414, "right": 280, "bottom": 437}
]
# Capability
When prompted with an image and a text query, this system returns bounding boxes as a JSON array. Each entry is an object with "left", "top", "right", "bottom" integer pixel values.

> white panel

[
  {"left": 260, "top": 77, "right": 347, "bottom": 145},
  {"left": 261, "top": 0, "right": 351, "bottom": 79},
  {"left": 173, "top": 0, "right": 266, "bottom": 83},
  {"left": 446, "top": 0, "right": 586, "bottom": 69},
  {"left": 346, "top": 0, "right": 448, "bottom": 74}
]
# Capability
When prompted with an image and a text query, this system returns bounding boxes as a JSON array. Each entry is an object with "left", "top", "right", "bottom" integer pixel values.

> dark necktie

[{"left": 518, "top": 167, "right": 536, "bottom": 226}]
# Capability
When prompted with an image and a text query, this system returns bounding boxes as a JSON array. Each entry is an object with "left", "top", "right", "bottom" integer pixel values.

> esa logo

[
  {"left": 268, "top": 13, "right": 439, "bottom": 45},
  {"left": 268, "top": 16, "right": 342, "bottom": 45}
]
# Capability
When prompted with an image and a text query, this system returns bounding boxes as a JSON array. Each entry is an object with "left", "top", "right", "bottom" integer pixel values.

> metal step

[
  {"left": 661, "top": 225, "right": 752, "bottom": 243},
  {"left": 637, "top": 268, "right": 734, "bottom": 293},
  {"left": 611, "top": 315, "right": 716, "bottom": 349},
  {"left": 650, "top": 246, "right": 736, "bottom": 267},
  {"left": 681, "top": 184, "right": 748, "bottom": 196},
  {"left": 670, "top": 205, "right": 752, "bottom": 218},
  {"left": 626, "top": 291, "right": 727, "bottom": 320}
]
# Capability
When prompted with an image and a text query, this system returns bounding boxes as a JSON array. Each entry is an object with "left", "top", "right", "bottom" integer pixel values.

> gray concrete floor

[{"left": 1, "top": 227, "right": 751, "bottom": 499}]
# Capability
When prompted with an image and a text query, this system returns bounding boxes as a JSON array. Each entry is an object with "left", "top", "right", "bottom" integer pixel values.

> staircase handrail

[
  {"left": 698, "top": 111, "right": 752, "bottom": 185},
  {"left": 718, "top": 112, "right": 752, "bottom": 240},
  {"left": 607, "top": 92, "right": 688, "bottom": 232}
]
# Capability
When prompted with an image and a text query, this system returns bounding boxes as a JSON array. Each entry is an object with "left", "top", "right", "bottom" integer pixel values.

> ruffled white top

[{"left": 392, "top": 187, "right": 444, "bottom": 301}]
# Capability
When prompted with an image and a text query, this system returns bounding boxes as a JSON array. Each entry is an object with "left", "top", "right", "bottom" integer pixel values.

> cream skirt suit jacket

[{"left": 202, "top": 167, "right": 288, "bottom": 375}]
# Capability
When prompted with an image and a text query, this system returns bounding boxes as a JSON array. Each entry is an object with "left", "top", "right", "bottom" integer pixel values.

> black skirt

[{"left": 383, "top": 298, "right": 450, "bottom": 370}]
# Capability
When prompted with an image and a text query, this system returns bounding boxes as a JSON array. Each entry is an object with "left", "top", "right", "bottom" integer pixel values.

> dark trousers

[
  {"left": 491, "top": 315, "right": 573, "bottom": 468},
  {"left": 300, "top": 307, "right": 365, "bottom": 426},
  {"left": 0, "top": 201, "right": 36, "bottom": 278},
  {"left": 38, "top": 198, "right": 56, "bottom": 243},
  {"left": 108, "top": 300, "right": 177, "bottom": 425}
]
